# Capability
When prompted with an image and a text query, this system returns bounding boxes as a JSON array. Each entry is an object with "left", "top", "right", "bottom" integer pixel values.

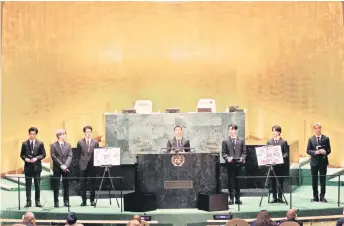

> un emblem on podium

[{"left": 171, "top": 154, "right": 185, "bottom": 167}]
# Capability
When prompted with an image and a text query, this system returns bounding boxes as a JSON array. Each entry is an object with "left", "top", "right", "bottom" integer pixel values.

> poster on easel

[
  {"left": 94, "top": 148, "right": 120, "bottom": 166},
  {"left": 255, "top": 145, "right": 283, "bottom": 166}
]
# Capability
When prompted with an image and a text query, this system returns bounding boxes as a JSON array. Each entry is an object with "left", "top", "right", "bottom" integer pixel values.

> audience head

[
  {"left": 66, "top": 212, "right": 77, "bottom": 225},
  {"left": 126, "top": 220, "right": 140, "bottom": 226},
  {"left": 256, "top": 210, "right": 273, "bottom": 226},
  {"left": 22, "top": 212, "right": 35, "bottom": 224},
  {"left": 286, "top": 209, "right": 297, "bottom": 220},
  {"left": 131, "top": 215, "right": 141, "bottom": 223}
]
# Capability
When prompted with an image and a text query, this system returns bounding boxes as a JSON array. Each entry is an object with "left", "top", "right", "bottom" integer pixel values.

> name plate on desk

[{"left": 164, "top": 180, "right": 193, "bottom": 189}]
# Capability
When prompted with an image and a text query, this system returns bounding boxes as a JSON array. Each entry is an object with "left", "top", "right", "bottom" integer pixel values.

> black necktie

[
  {"left": 317, "top": 137, "right": 320, "bottom": 145},
  {"left": 275, "top": 140, "right": 278, "bottom": 144},
  {"left": 87, "top": 141, "right": 90, "bottom": 152},
  {"left": 60, "top": 143, "right": 64, "bottom": 150},
  {"left": 30, "top": 141, "right": 33, "bottom": 153}
]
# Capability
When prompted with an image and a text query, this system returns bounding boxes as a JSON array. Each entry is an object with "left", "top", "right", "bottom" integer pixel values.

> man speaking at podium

[
  {"left": 77, "top": 125, "right": 99, "bottom": 206},
  {"left": 167, "top": 126, "right": 191, "bottom": 152},
  {"left": 266, "top": 125, "right": 289, "bottom": 203},
  {"left": 222, "top": 124, "right": 247, "bottom": 205}
]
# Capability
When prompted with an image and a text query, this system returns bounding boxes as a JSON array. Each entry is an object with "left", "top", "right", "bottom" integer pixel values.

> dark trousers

[
  {"left": 271, "top": 165, "right": 284, "bottom": 199},
  {"left": 311, "top": 164, "right": 327, "bottom": 197},
  {"left": 80, "top": 164, "right": 96, "bottom": 201},
  {"left": 227, "top": 163, "right": 242, "bottom": 200},
  {"left": 24, "top": 171, "right": 41, "bottom": 202},
  {"left": 53, "top": 169, "right": 69, "bottom": 202}
]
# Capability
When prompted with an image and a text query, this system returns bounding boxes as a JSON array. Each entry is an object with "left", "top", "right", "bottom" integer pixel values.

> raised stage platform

[{"left": 1, "top": 186, "right": 343, "bottom": 226}]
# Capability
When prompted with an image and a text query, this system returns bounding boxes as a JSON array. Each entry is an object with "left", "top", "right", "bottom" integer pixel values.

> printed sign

[
  {"left": 94, "top": 148, "right": 120, "bottom": 166},
  {"left": 255, "top": 145, "right": 283, "bottom": 166}
]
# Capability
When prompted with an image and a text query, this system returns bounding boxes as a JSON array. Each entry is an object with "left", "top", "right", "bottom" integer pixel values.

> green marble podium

[{"left": 136, "top": 153, "right": 219, "bottom": 208}]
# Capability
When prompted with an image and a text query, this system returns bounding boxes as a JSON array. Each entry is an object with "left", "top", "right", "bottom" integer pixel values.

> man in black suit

[
  {"left": 51, "top": 129, "right": 73, "bottom": 207},
  {"left": 266, "top": 125, "right": 289, "bottom": 203},
  {"left": 167, "top": 126, "right": 191, "bottom": 152},
  {"left": 77, "top": 125, "right": 99, "bottom": 206},
  {"left": 306, "top": 122, "right": 331, "bottom": 202},
  {"left": 20, "top": 127, "right": 46, "bottom": 208},
  {"left": 222, "top": 124, "right": 247, "bottom": 205}
]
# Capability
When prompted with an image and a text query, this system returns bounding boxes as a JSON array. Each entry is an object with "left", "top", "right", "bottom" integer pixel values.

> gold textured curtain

[{"left": 1, "top": 2, "right": 344, "bottom": 172}]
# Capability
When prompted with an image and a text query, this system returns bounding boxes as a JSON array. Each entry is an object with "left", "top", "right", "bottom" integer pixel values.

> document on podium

[{"left": 255, "top": 145, "right": 283, "bottom": 166}]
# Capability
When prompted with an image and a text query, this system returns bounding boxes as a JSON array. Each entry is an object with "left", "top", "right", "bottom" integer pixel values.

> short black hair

[
  {"left": 228, "top": 124, "right": 238, "bottom": 130},
  {"left": 272, "top": 125, "right": 282, "bottom": 134},
  {"left": 66, "top": 212, "right": 77, "bottom": 225},
  {"left": 83, "top": 125, "right": 93, "bottom": 133},
  {"left": 28, "top": 127, "right": 38, "bottom": 134},
  {"left": 174, "top": 125, "right": 182, "bottom": 130}
]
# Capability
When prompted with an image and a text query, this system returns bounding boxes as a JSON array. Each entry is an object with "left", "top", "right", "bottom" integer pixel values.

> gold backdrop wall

[{"left": 2, "top": 2, "right": 344, "bottom": 173}]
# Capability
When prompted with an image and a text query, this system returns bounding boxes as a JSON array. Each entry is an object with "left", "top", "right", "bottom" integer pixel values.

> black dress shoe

[
  {"left": 228, "top": 199, "right": 234, "bottom": 205},
  {"left": 271, "top": 199, "right": 278, "bottom": 203},
  {"left": 277, "top": 198, "right": 285, "bottom": 203},
  {"left": 54, "top": 202, "right": 59, "bottom": 208},
  {"left": 64, "top": 201, "right": 70, "bottom": 207},
  {"left": 235, "top": 200, "right": 243, "bottom": 205},
  {"left": 90, "top": 201, "right": 96, "bottom": 206},
  {"left": 24, "top": 201, "right": 32, "bottom": 208},
  {"left": 35, "top": 202, "right": 43, "bottom": 207},
  {"left": 320, "top": 197, "right": 327, "bottom": 202},
  {"left": 312, "top": 196, "right": 319, "bottom": 202},
  {"left": 81, "top": 201, "right": 87, "bottom": 206}
]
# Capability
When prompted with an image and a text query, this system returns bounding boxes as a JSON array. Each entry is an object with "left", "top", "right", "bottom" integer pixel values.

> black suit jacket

[
  {"left": 221, "top": 137, "right": 247, "bottom": 162},
  {"left": 306, "top": 135, "right": 331, "bottom": 166},
  {"left": 51, "top": 141, "right": 73, "bottom": 171},
  {"left": 167, "top": 137, "right": 191, "bottom": 152},
  {"left": 266, "top": 138, "right": 289, "bottom": 165},
  {"left": 77, "top": 138, "right": 99, "bottom": 171},
  {"left": 20, "top": 139, "right": 46, "bottom": 173}
]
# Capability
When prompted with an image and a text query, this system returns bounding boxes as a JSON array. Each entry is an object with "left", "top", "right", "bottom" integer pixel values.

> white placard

[
  {"left": 94, "top": 148, "right": 121, "bottom": 167},
  {"left": 197, "top": 99, "right": 216, "bottom": 113},
  {"left": 255, "top": 145, "right": 283, "bottom": 166},
  {"left": 134, "top": 100, "right": 152, "bottom": 114}
]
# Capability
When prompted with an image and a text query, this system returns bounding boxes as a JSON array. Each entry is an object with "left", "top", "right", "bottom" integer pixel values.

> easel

[
  {"left": 94, "top": 165, "right": 120, "bottom": 208},
  {"left": 259, "top": 163, "right": 288, "bottom": 206}
]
